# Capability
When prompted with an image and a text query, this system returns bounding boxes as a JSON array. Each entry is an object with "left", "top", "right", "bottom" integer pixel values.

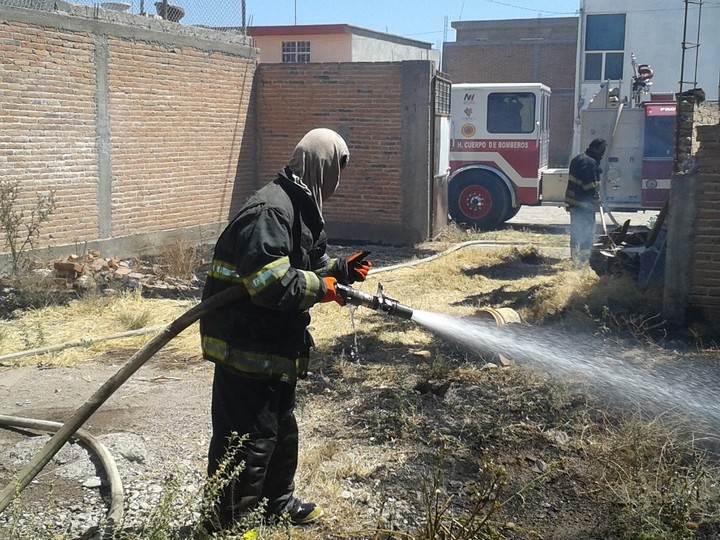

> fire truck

[{"left": 447, "top": 76, "right": 676, "bottom": 228}]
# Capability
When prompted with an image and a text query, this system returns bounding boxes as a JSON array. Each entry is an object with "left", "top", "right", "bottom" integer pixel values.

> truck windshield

[{"left": 487, "top": 92, "right": 536, "bottom": 134}]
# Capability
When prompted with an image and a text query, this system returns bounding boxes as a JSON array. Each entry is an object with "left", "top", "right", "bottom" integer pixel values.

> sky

[
  {"left": 150, "top": 1, "right": 582, "bottom": 48},
  {"left": 244, "top": 1, "right": 581, "bottom": 40}
]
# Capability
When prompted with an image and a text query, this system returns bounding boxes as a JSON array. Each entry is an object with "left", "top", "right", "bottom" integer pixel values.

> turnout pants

[
  {"left": 207, "top": 363, "right": 298, "bottom": 524},
  {"left": 569, "top": 206, "right": 596, "bottom": 264}
]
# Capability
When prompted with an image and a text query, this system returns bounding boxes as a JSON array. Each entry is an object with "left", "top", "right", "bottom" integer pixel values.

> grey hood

[{"left": 286, "top": 128, "right": 349, "bottom": 213}]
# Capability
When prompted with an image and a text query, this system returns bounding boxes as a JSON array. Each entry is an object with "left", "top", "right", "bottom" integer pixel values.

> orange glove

[
  {"left": 321, "top": 277, "right": 345, "bottom": 305},
  {"left": 341, "top": 250, "right": 372, "bottom": 284}
]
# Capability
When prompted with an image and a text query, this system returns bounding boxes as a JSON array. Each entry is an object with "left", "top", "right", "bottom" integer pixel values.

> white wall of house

[
  {"left": 351, "top": 34, "right": 440, "bottom": 64},
  {"left": 577, "top": 0, "right": 719, "bottom": 111}
]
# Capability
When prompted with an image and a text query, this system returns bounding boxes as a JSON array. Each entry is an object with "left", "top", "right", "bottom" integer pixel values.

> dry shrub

[
  {"left": 521, "top": 263, "right": 666, "bottom": 340},
  {"left": 521, "top": 264, "right": 599, "bottom": 323},
  {"left": 593, "top": 415, "right": 720, "bottom": 539},
  {"left": 157, "top": 238, "right": 200, "bottom": 280}
]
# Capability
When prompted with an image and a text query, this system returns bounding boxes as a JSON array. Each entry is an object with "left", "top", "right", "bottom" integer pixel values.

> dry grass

[
  {"left": 4, "top": 241, "right": 720, "bottom": 540},
  {"left": 0, "top": 291, "right": 196, "bottom": 366},
  {"left": 0, "top": 242, "right": 670, "bottom": 369}
]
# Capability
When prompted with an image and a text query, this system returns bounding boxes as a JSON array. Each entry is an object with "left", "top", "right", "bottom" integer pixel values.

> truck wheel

[
  {"left": 448, "top": 172, "right": 511, "bottom": 229},
  {"left": 504, "top": 205, "right": 521, "bottom": 221}
]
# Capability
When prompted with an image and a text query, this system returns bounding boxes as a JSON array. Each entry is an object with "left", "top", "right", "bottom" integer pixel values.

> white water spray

[{"left": 411, "top": 310, "right": 720, "bottom": 426}]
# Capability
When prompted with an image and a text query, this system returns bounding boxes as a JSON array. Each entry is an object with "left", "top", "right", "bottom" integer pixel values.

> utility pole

[{"left": 242, "top": 0, "right": 246, "bottom": 34}]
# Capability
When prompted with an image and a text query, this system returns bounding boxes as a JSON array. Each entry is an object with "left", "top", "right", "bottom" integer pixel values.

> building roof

[{"left": 247, "top": 24, "right": 434, "bottom": 49}]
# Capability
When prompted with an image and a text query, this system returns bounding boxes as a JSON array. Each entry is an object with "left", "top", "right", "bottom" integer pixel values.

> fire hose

[
  {"left": 0, "top": 240, "right": 525, "bottom": 529},
  {"left": 0, "top": 277, "right": 421, "bottom": 527},
  {"left": 0, "top": 284, "right": 247, "bottom": 523}
]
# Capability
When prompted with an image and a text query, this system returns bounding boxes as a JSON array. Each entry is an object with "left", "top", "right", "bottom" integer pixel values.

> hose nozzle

[{"left": 335, "top": 283, "right": 413, "bottom": 320}]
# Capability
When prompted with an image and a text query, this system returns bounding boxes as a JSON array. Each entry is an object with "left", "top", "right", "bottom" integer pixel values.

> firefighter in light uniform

[
  {"left": 200, "top": 128, "right": 371, "bottom": 531},
  {"left": 565, "top": 138, "right": 607, "bottom": 264}
]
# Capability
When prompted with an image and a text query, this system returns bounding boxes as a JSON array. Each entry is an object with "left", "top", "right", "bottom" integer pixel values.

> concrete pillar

[{"left": 663, "top": 173, "right": 698, "bottom": 324}]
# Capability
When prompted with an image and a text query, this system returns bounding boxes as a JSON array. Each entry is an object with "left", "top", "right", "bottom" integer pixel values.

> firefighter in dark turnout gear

[
  {"left": 565, "top": 138, "right": 607, "bottom": 263},
  {"left": 200, "top": 128, "right": 371, "bottom": 530}
]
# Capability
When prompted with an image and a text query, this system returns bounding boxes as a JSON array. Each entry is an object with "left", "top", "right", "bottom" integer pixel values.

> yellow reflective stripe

[
  {"left": 314, "top": 258, "right": 338, "bottom": 278},
  {"left": 565, "top": 196, "right": 595, "bottom": 210},
  {"left": 208, "top": 260, "right": 243, "bottom": 283},
  {"left": 569, "top": 175, "right": 599, "bottom": 191},
  {"left": 225, "top": 349, "right": 299, "bottom": 380},
  {"left": 203, "top": 337, "right": 301, "bottom": 381},
  {"left": 243, "top": 257, "right": 291, "bottom": 295},
  {"left": 298, "top": 270, "right": 322, "bottom": 309},
  {"left": 202, "top": 336, "right": 228, "bottom": 362}
]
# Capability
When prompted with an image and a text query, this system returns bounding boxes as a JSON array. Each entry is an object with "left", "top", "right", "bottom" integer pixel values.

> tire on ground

[
  {"left": 504, "top": 204, "right": 521, "bottom": 222},
  {"left": 448, "top": 171, "right": 511, "bottom": 229}
]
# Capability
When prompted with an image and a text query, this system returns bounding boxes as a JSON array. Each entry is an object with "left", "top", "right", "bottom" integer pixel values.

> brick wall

[
  {"left": 690, "top": 121, "right": 720, "bottom": 324},
  {"left": 107, "top": 38, "right": 256, "bottom": 238},
  {"left": 664, "top": 102, "right": 720, "bottom": 330},
  {"left": 0, "top": 5, "right": 437, "bottom": 266},
  {"left": 255, "top": 61, "right": 436, "bottom": 243},
  {"left": 0, "top": 22, "right": 100, "bottom": 245},
  {"left": 0, "top": 5, "right": 258, "bottom": 262}
]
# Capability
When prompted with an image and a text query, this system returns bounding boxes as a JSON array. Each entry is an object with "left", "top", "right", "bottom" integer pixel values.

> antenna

[
  {"left": 441, "top": 15, "right": 448, "bottom": 72},
  {"left": 676, "top": 0, "right": 704, "bottom": 173},
  {"left": 678, "top": 0, "right": 703, "bottom": 95}
]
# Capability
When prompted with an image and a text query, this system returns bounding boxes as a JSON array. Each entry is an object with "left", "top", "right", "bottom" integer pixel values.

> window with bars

[
  {"left": 282, "top": 41, "right": 311, "bottom": 63},
  {"left": 434, "top": 77, "right": 451, "bottom": 116},
  {"left": 584, "top": 13, "right": 626, "bottom": 81}
]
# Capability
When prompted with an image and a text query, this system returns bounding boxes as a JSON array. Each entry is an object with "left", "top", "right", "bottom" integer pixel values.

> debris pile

[
  {"left": 589, "top": 220, "right": 666, "bottom": 285},
  {"left": 47, "top": 250, "right": 203, "bottom": 298},
  {"left": 0, "top": 250, "right": 205, "bottom": 318}
]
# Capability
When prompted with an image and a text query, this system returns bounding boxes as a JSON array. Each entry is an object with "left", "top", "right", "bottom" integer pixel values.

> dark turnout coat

[
  {"left": 565, "top": 150, "right": 602, "bottom": 210},
  {"left": 200, "top": 169, "right": 335, "bottom": 383}
]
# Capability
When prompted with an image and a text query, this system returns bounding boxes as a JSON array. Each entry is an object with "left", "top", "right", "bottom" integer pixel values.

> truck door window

[
  {"left": 644, "top": 116, "right": 674, "bottom": 158},
  {"left": 487, "top": 92, "right": 535, "bottom": 134}
]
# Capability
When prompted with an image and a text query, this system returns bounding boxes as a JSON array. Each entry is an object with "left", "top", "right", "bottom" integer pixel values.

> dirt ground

[{"left": 4, "top": 206, "right": 719, "bottom": 540}]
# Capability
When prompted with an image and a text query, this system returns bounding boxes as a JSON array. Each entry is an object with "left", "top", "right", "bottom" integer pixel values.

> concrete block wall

[
  {"left": 0, "top": 5, "right": 258, "bottom": 262},
  {"left": 256, "top": 61, "right": 436, "bottom": 244},
  {"left": 664, "top": 106, "right": 720, "bottom": 330}
]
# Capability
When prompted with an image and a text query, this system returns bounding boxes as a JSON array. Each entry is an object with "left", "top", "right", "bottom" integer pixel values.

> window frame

[
  {"left": 281, "top": 40, "right": 311, "bottom": 64},
  {"left": 583, "top": 13, "right": 626, "bottom": 82}
]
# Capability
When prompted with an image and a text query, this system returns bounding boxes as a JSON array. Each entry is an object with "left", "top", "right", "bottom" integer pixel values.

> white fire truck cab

[{"left": 448, "top": 83, "right": 551, "bottom": 228}]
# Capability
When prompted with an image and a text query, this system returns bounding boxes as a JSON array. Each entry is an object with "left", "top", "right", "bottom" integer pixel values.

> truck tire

[
  {"left": 504, "top": 205, "right": 521, "bottom": 222},
  {"left": 448, "top": 172, "right": 511, "bottom": 229}
]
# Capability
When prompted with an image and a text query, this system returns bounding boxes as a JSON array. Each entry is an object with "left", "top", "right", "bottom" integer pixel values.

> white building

[
  {"left": 247, "top": 24, "right": 440, "bottom": 65},
  {"left": 576, "top": 0, "right": 719, "bottom": 109}
]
